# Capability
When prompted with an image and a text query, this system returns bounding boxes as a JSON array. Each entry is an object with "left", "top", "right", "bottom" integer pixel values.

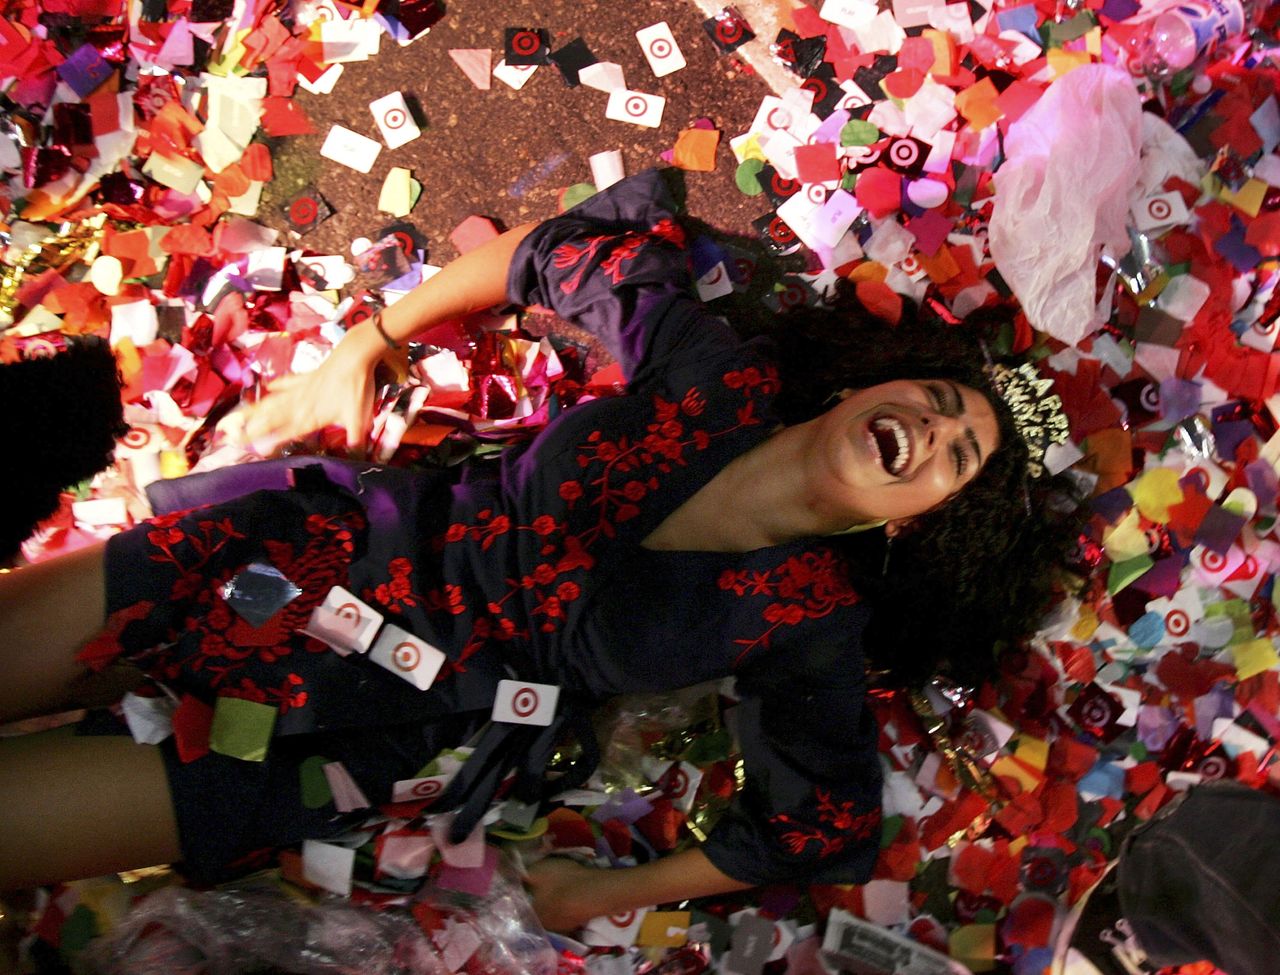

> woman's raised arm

[
  {"left": 526, "top": 847, "right": 753, "bottom": 934},
  {"left": 222, "top": 222, "right": 537, "bottom": 454}
]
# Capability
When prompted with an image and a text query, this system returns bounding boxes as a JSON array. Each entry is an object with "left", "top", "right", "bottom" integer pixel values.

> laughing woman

[{"left": 0, "top": 170, "right": 1078, "bottom": 930}]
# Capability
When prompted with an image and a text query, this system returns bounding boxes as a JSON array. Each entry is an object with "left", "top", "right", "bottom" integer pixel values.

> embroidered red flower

[
  {"left": 770, "top": 788, "right": 881, "bottom": 859},
  {"left": 719, "top": 550, "right": 860, "bottom": 665}
]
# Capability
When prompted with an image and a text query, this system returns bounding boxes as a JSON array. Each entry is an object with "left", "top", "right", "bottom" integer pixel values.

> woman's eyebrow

[{"left": 946, "top": 381, "right": 984, "bottom": 468}]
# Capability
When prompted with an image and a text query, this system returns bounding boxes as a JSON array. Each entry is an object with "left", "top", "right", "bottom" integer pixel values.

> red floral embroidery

[
  {"left": 551, "top": 220, "right": 688, "bottom": 295},
  {"left": 145, "top": 508, "right": 364, "bottom": 692},
  {"left": 718, "top": 551, "right": 859, "bottom": 665},
  {"left": 78, "top": 599, "right": 157, "bottom": 672},
  {"left": 371, "top": 556, "right": 426, "bottom": 611},
  {"left": 421, "top": 360, "right": 777, "bottom": 677},
  {"left": 770, "top": 788, "right": 881, "bottom": 859},
  {"left": 222, "top": 672, "right": 309, "bottom": 714}
]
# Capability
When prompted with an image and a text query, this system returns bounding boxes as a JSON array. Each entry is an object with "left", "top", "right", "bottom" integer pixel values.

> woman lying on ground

[{"left": 0, "top": 169, "right": 1079, "bottom": 932}]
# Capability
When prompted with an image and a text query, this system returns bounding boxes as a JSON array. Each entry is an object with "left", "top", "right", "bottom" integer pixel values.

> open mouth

[{"left": 870, "top": 416, "right": 910, "bottom": 476}]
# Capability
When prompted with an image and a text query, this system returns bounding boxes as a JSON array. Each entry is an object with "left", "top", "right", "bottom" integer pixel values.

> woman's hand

[
  {"left": 218, "top": 322, "right": 383, "bottom": 455},
  {"left": 525, "top": 856, "right": 608, "bottom": 934}
]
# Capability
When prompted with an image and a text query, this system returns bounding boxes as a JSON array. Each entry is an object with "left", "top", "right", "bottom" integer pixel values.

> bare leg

[
  {"left": 0, "top": 726, "right": 180, "bottom": 890},
  {"left": 0, "top": 543, "right": 143, "bottom": 723}
]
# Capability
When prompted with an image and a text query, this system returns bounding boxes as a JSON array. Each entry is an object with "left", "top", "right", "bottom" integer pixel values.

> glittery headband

[{"left": 984, "top": 362, "right": 1071, "bottom": 479}]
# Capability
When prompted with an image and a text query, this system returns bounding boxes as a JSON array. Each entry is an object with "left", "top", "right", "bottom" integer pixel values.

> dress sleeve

[
  {"left": 701, "top": 657, "right": 884, "bottom": 887},
  {"left": 507, "top": 169, "right": 732, "bottom": 384}
]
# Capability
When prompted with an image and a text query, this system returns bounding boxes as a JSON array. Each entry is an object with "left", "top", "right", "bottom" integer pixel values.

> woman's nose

[{"left": 920, "top": 412, "right": 961, "bottom": 451}]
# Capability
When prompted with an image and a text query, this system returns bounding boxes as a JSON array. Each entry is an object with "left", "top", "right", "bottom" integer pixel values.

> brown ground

[{"left": 267, "top": 0, "right": 782, "bottom": 258}]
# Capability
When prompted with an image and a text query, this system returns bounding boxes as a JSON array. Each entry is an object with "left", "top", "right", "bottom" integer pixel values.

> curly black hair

[
  {"left": 759, "top": 291, "right": 1084, "bottom": 689},
  {"left": 0, "top": 337, "right": 127, "bottom": 563}
]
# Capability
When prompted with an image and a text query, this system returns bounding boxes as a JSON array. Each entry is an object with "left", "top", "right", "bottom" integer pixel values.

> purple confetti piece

[
  {"left": 57, "top": 44, "right": 115, "bottom": 98},
  {"left": 1158, "top": 377, "right": 1201, "bottom": 423}
]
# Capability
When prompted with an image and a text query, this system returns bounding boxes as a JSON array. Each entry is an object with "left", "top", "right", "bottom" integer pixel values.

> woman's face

[{"left": 810, "top": 378, "right": 1001, "bottom": 527}]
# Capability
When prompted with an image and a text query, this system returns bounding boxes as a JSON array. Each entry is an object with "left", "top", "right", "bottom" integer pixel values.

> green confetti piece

[
  {"left": 840, "top": 170, "right": 858, "bottom": 191},
  {"left": 60, "top": 905, "right": 99, "bottom": 955},
  {"left": 300, "top": 755, "right": 334, "bottom": 809},
  {"left": 880, "top": 813, "right": 904, "bottom": 847},
  {"left": 683, "top": 727, "right": 733, "bottom": 764},
  {"left": 1045, "top": 12, "right": 1095, "bottom": 45},
  {"left": 734, "top": 158, "right": 765, "bottom": 195},
  {"left": 840, "top": 119, "right": 880, "bottom": 146},
  {"left": 1207, "top": 598, "right": 1253, "bottom": 644},
  {"left": 561, "top": 182, "right": 597, "bottom": 210},
  {"left": 1086, "top": 825, "right": 1113, "bottom": 857},
  {"left": 1106, "top": 554, "right": 1152, "bottom": 595},
  {"left": 209, "top": 695, "right": 277, "bottom": 763}
]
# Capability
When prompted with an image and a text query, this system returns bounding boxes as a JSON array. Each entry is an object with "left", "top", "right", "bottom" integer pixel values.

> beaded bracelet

[{"left": 371, "top": 311, "right": 402, "bottom": 351}]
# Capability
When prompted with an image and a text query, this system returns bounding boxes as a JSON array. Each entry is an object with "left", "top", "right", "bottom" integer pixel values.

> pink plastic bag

[{"left": 988, "top": 65, "right": 1143, "bottom": 346}]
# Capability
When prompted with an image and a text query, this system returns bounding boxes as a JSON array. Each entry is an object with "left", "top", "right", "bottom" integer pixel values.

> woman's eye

[
  {"left": 952, "top": 444, "right": 968, "bottom": 478},
  {"left": 928, "top": 384, "right": 947, "bottom": 411}
]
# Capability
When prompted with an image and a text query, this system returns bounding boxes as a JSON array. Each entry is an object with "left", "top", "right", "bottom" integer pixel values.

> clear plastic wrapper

[
  {"left": 417, "top": 853, "right": 560, "bottom": 975},
  {"left": 589, "top": 685, "right": 723, "bottom": 792},
  {"left": 82, "top": 880, "right": 449, "bottom": 975}
]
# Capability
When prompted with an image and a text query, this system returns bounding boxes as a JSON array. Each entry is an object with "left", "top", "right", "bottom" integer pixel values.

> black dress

[{"left": 90, "top": 169, "right": 884, "bottom": 888}]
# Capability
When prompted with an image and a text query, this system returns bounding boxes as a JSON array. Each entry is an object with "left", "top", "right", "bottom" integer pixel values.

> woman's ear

[{"left": 884, "top": 518, "right": 916, "bottom": 538}]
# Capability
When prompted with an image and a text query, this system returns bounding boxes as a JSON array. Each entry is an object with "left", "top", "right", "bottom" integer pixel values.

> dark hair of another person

[
  {"left": 0, "top": 337, "right": 127, "bottom": 563},
  {"left": 757, "top": 291, "right": 1084, "bottom": 690}
]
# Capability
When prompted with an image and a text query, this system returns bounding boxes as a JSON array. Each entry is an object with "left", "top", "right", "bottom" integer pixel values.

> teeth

[{"left": 872, "top": 417, "right": 910, "bottom": 475}]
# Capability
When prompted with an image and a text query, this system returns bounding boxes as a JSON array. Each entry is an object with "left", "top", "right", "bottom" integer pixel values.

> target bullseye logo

[
  {"left": 25, "top": 338, "right": 57, "bottom": 358},
  {"left": 806, "top": 184, "right": 827, "bottom": 205},
  {"left": 850, "top": 145, "right": 881, "bottom": 168},
  {"left": 889, "top": 138, "right": 920, "bottom": 169},
  {"left": 512, "top": 686, "right": 540, "bottom": 718},
  {"left": 669, "top": 767, "right": 689, "bottom": 798},
  {"left": 336, "top": 602, "right": 362, "bottom": 623},
  {"left": 1146, "top": 198, "right": 1172, "bottom": 222},
  {"left": 1241, "top": 555, "right": 1259, "bottom": 578},
  {"left": 122, "top": 427, "right": 151, "bottom": 449},
  {"left": 769, "top": 217, "right": 796, "bottom": 244},
  {"left": 1201, "top": 549, "right": 1227, "bottom": 573},
  {"left": 512, "top": 30, "right": 540, "bottom": 55},
  {"left": 391, "top": 232, "right": 415, "bottom": 258},
  {"left": 802, "top": 77, "right": 828, "bottom": 102},
  {"left": 289, "top": 197, "right": 318, "bottom": 226},
  {"left": 1138, "top": 383, "right": 1160, "bottom": 412},
  {"left": 901, "top": 254, "right": 922, "bottom": 276},
  {"left": 1255, "top": 316, "right": 1276, "bottom": 335},
  {"left": 412, "top": 778, "right": 442, "bottom": 799},
  {"left": 765, "top": 107, "right": 792, "bottom": 131},
  {"left": 610, "top": 911, "right": 635, "bottom": 928},
  {"left": 715, "top": 18, "right": 744, "bottom": 44},
  {"left": 1188, "top": 468, "right": 1211, "bottom": 492},
  {"left": 392, "top": 641, "right": 421, "bottom": 672},
  {"left": 773, "top": 282, "right": 803, "bottom": 305},
  {"left": 382, "top": 107, "right": 406, "bottom": 130},
  {"left": 1199, "top": 755, "right": 1228, "bottom": 779},
  {"left": 1079, "top": 696, "right": 1112, "bottom": 728},
  {"left": 625, "top": 95, "right": 649, "bottom": 118},
  {"left": 703, "top": 265, "right": 723, "bottom": 286},
  {"left": 649, "top": 38, "right": 671, "bottom": 59},
  {"left": 771, "top": 173, "right": 798, "bottom": 197},
  {"left": 1165, "top": 609, "right": 1190, "bottom": 637},
  {"left": 347, "top": 304, "right": 373, "bottom": 325}
]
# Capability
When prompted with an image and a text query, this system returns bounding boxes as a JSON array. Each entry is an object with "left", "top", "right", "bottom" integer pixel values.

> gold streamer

[
  {"left": 0, "top": 217, "right": 107, "bottom": 327},
  {"left": 908, "top": 689, "right": 1005, "bottom": 811}
]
